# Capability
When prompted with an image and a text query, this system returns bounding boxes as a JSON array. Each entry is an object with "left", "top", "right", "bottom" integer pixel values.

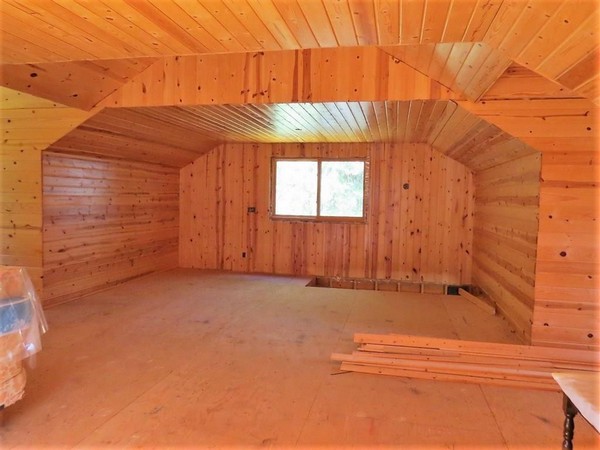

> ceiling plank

[
  {"left": 51, "top": 100, "right": 536, "bottom": 171},
  {"left": 0, "top": 1, "right": 596, "bottom": 103},
  {"left": 382, "top": 43, "right": 512, "bottom": 102},
  {"left": 483, "top": 63, "right": 579, "bottom": 100},
  {"left": 47, "top": 107, "right": 220, "bottom": 167},
  {"left": 0, "top": 58, "right": 158, "bottom": 110},
  {"left": 0, "top": 0, "right": 508, "bottom": 62},
  {"left": 483, "top": 0, "right": 599, "bottom": 103},
  {"left": 101, "top": 48, "right": 457, "bottom": 108}
]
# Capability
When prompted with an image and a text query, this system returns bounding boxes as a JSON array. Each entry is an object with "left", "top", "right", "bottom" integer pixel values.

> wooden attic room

[{"left": 0, "top": 0, "right": 599, "bottom": 448}]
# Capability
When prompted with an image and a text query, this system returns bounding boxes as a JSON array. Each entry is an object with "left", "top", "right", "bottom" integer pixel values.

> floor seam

[
  {"left": 294, "top": 292, "right": 357, "bottom": 446},
  {"left": 70, "top": 368, "right": 177, "bottom": 448},
  {"left": 480, "top": 384, "right": 510, "bottom": 449}
]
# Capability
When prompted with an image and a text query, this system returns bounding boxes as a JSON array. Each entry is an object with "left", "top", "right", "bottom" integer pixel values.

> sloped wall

[
  {"left": 472, "top": 154, "right": 541, "bottom": 341},
  {"left": 180, "top": 142, "right": 474, "bottom": 284},
  {"left": 463, "top": 99, "right": 598, "bottom": 350},
  {"left": 42, "top": 152, "right": 179, "bottom": 306}
]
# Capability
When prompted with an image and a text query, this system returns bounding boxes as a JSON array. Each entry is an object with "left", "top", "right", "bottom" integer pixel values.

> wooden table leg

[{"left": 562, "top": 393, "right": 578, "bottom": 450}]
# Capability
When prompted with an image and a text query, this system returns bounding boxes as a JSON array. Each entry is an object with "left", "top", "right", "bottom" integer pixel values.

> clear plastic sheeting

[{"left": 0, "top": 266, "right": 48, "bottom": 365}]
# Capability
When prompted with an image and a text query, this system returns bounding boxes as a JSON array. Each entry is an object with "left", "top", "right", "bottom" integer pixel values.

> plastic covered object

[{"left": 0, "top": 266, "right": 48, "bottom": 365}]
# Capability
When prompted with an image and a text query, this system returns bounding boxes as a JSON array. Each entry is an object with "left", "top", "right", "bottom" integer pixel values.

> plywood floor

[{"left": 2, "top": 269, "right": 599, "bottom": 449}]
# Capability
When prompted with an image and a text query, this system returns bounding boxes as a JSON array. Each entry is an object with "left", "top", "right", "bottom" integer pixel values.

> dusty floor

[{"left": 1, "top": 269, "right": 598, "bottom": 449}]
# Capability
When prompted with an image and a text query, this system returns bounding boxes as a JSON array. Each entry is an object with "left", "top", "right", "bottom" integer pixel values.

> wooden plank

[
  {"left": 42, "top": 152, "right": 179, "bottom": 305},
  {"left": 472, "top": 153, "right": 541, "bottom": 341},
  {"left": 179, "top": 142, "right": 472, "bottom": 284},
  {"left": 459, "top": 288, "right": 496, "bottom": 315},
  {"left": 353, "top": 333, "right": 599, "bottom": 365},
  {"left": 333, "top": 352, "right": 565, "bottom": 379},
  {"left": 339, "top": 362, "right": 560, "bottom": 392}
]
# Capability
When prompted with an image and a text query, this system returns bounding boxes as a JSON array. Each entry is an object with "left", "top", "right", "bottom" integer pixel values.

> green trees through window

[{"left": 273, "top": 159, "right": 366, "bottom": 220}]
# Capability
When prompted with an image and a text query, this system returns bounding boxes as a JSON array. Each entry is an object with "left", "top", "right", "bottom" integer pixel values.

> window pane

[
  {"left": 320, "top": 161, "right": 364, "bottom": 217},
  {"left": 275, "top": 161, "right": 318, "bottom": 216}
]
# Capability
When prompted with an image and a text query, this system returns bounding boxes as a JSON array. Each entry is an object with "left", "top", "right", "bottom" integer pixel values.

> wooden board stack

[{"left": 332, "top": 334, "right": 600, "bottom": 392}]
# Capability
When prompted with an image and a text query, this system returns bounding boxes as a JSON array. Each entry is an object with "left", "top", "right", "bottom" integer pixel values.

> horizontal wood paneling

[
  {"left": 473, "top": 154, "right": 542, "bottom": 342},
  {"left": 461, "top": 98, "right": 599, "bottom": 350},
  {"left": 1, "top": 87, "right": 94, "bottom": 294},
  {"left": 180, "top": 142, "right": 473, "bottom": 285},
  {"left": 42, "top": 153, "right": 179, "bottom": 306},
  {"left": 533, "top": 145, "right": 599, "bottom": 350}
]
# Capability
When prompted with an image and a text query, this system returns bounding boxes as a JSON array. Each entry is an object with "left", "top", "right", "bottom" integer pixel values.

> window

[{"left": 271, "top": 158, "right": 367, "bottom": 221}]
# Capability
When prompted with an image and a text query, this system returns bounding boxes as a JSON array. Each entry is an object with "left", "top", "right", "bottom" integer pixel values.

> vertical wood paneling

[
  {"left": 473, "top": 154, "right": 542, "bottom": 342},
  {"left": 107, "top": 49, "right": 457, "bottom": 108},
  {"left": 42, "top": 153, "right": 179, "bottom": 306},
  {"left": 180, "top": 142, "right": 473, "bottom": 285}
]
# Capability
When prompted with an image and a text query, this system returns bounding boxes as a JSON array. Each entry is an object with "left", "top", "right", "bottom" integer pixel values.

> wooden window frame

[{"left": 270, "top": 157, "right": 368, "bottom": 223}]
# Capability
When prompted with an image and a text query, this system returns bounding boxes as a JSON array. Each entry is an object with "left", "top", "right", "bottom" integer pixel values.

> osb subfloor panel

[{"left": 2, "top": 269, "right": 599, "bottom": 449}]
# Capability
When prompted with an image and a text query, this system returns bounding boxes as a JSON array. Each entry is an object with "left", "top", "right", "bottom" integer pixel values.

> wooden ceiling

[
  {"left": 48, "top": 100, "right": 536, "bottom": 171},
  {"left": 1, "top": 0, "right": 598, "bottom": 102},
  {"left": 0, "top": 57, "right": 157, "bottom": 110},
  {"left": 1, "top": 0, "right": 597, "bottom": 172},
  {"left": 381, "top": 42, "right": 512, "bottom": 101}
]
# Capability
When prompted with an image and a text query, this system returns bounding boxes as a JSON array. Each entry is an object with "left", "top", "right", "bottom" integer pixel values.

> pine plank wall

[
  {"left": 473, "top": 154, "right": 541, "bottom": 341},
  {"left": 42, "top": 153, "right": 179, "bottom": 306},
  {"left": 0, "top": 88, "right": 92, "bottom": 293},
  {"left": 180, "top": 142, "right": 474, "bottom": 285}
]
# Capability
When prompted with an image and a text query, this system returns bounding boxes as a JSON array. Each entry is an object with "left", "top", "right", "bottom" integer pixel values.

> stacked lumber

[{"left": 332, "top": 334, "right": 600, "bottom": 392}]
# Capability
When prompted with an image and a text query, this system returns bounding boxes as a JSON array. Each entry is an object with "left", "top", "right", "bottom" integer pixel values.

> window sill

[{"left": 270, "top": 215, "right": 367, "bottom": 224}]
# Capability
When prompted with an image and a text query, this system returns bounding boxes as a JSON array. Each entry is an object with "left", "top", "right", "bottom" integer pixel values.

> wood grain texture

[
  {"left": 42, "top": 153, "right": 179, "bottom": 306},
  {"left": 0, "top": 58, "right": 158, "bottom": 110},
  {"left": 484, "top": 0, "right": 600, "bottom": 102},
  {"left": 180, "top": 142, "right": 474, "bottom": 285},
  {"left": 482, "top": 63, "right": 579, "bottom": 100},
  {"left": 0, "top": 0, "right": 501, "bottom": 62},
  {"left": 52, "top": 100, "right": 533, "bottom": 172},
  {"left": 381, "top": 42, "right": 512, "bottom": 101},
  {"left": 472, "top": 153, "right": 542, "bottom": 342},
  {"left": 49, "top": 108, "right": 220, "bottom": 168},
  {"left": 1, "top": 1, "right": 596, "bottom": 102},
  {"left": 1, "top": 87, "right": 93, "bottom": 294},
  {"left": 334, "top": 332, "right": 600, "bottom": 391},
  {"left": 462, "top": 98, "right": 599, "bottom": 350},
  {"left": 533, "top": 145, "right": 599, "bottom": 351},
  {"left": 105, "top": 48, "right": 458, "bottom": 108}
]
